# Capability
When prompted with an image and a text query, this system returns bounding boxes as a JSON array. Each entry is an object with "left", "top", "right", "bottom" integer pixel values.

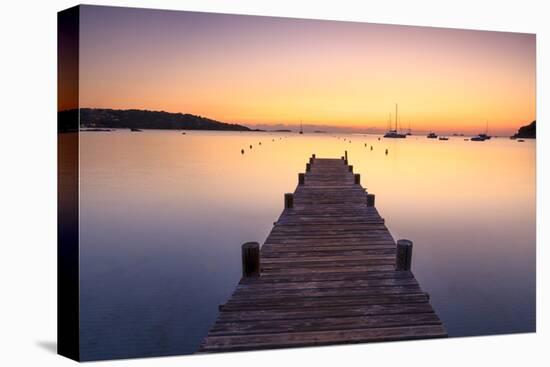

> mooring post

[
  {"left": 306, "top": 163, "right": 311, "bottom": 172},
  {"left": 345, "top": 150, "right": 348, "bottom": 161},
  {"left": 354, "top": 173, "right": 360, "bottom": 184},
  {"left": 341, "top": 156, "right": 344, "bottom": 160},
  {"left": 309, "top": 157, "right": 314, "bottom": 164},
  {"left": 298, "top": 173, "right": 305, "bottom": 185},
  {"left": 312, "top": 154, "right": 316, "bottom": 159},
  {"left": 242, "top": 242, "right": 260, "bottom": 278},
  {"left": 366, "top": 193, "right": 375, "bottom": 207},
  {"left": 284, "top": 193, "right": 294, "bottom": 209},
  {"left": 396, "top": 239, "right": 413, "bottom": 271},
  {"left": 348, "top": 165, "right": 353, "bottom": 172}
]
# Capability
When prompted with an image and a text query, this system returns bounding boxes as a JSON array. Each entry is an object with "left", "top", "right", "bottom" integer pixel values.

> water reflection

[{"left": 80, "top": 130, "right": 535, "bottom": 360}]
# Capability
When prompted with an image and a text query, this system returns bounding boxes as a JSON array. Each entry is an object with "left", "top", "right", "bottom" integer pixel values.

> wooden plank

[
  {"left": 200, "top": 325, "right": 448, "bottom": 352},
  {"left": 209, "top": 313, "right": 442, "bottom": 336},
  {"left": 216, "top": 303, "right": 436, "bottom": 322}
]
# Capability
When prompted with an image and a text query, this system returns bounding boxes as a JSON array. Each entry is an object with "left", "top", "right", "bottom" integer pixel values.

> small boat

[
  {"left": 427, "top": 132, "right": 438, "bottom": 139},
  {"left": 383, "top": 104, "right": 407, "bottom": 138},
  {"left": 471, "top": 121, "right": 492, "bottom": 141},
  {"left": 130, "top": 128, "right": 142, "bottom": 132},
  {"left": 182, "top": 132, "right": 186, "bottom": 135},
  {"left": 438, "top": 137, "right": 449, "bottom": 141},
  {"left": 517, "top": 139, "right": 525, "bottom": 142},
  {"left": 384, "top": 130, "right": 407, "bottom": 138}
]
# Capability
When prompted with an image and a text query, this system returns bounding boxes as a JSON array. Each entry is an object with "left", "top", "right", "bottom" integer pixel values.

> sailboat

[
  {"left": 479, "top": 120, "right": 491, "bottom": 140},
  {"left": 406, "top": 121, "right": 412, "bottom": 136},
  {"left": 471, "top": 120, "right": 491, "bottom": 141},
  {"left": 384, "top": 104, "right": 407, "bottom": 138},
  {"left": 299, "top": 121, "right": 304, "bottom": 134}
]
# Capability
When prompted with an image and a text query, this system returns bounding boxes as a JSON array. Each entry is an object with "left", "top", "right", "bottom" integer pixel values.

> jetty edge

[{"left": 198, "top": 154, "right": 447, "bottom": 353}]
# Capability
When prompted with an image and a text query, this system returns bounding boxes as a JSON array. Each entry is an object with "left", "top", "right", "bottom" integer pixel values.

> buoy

[
  {"left": 378, "top": 137, "right": 380, "bottom": 141},
  {"left": 370, "top": 146, "right": 373, "bottom": 151},
  {"left": 259, "top": 142, "right": 261, "bottom": 145},
  {"left": 249, "top": 145, "right": 252, "bottom": 149},
  {"left": 385, "top": 149, "right": 388, "bottom": 155},
  {"left": 364, "top": 143, "right": 366, "bottom": 147},
  {"left": 241, "top": 149, "right": 244, "bottom": 154}
]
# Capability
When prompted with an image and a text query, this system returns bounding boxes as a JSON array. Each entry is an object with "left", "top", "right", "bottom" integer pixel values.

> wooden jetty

[{"left": 199, "top": 155, "right": 446, "bottom": 353}]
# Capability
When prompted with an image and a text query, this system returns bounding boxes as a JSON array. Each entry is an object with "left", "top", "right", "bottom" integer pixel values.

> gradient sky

[{"left": 79, "top": 5, "right": 536, "bottom": 134}]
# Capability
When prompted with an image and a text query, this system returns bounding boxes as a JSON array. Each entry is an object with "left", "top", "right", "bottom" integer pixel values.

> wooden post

[
  {"left": 242, "top": 242, "right": 260, "bottom": 278},
  {"left": 396, "top": 239, "right": 413, "bottom": 271},
  {"left": 366, "top": 193, "right": 375, "bottom": 207},
  {"left": 312, "top": 154, "right": 316, "bottom": 159},
  {"left": 345, "top": 150, "right": 348, "bottom": 161},
  {"left": 354, "top": 173, "right": 360, "bottom": 184},
  {"left": 309, "top": 157, "right": 314, "bottom": 164},
  {"left": 284, "top": 193, "right": 294, "bottom": 209},
  {"left": 298, "top": 173, "right": 305, "bottom": 185},
  {"left": 341, "top": 156, "right": 344, "bottom": 160},
  {"left": 306, "top": 163, "right": 311, "bottom": 172},
  {"left": 348, "top": 165, "right": 353, "bottom": 172}
]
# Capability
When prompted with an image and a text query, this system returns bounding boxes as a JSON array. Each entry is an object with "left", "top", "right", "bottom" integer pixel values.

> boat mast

[{"left": 395, "top": 103, "right": 398, "bottom": 132}]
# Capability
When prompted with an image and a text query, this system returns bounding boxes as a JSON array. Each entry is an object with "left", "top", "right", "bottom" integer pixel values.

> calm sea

[{"left": 78, "top": 130, "right": 536, "bottom": 360}]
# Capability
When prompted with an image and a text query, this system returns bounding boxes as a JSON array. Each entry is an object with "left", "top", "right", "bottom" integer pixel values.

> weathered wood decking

[{"left": 199, "top": 157, "right": 446, "bottom": 353}]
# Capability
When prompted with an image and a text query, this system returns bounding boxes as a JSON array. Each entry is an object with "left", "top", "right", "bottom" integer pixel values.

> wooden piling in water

[
  {"left": 284, "top": 193, "right": 294, "bottom": 209},
  {"left": 366, "top": 193, "right": 375, "bottom": 207},
  {"left": 354, "top": 173, "right": 360, "bottom": 184},
  {"left": 348, "top": 165, "right": 353, "bottom": 172},
  {"left": 298, "top": 173, "right": 305, "bottom": 185},
  {"left": 241, "top": 242, "right": 260, "bottom": 278},
  {"left": 306, "top": 163, "right": 311, "bottom": 172},
  {"left": 396, "top": 239, "right": 413, "bottom": 271}
]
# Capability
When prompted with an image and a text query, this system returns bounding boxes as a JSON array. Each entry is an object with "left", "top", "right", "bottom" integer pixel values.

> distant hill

[
  {"left": 58, "top": 108, "right": 251, "bottom": 132},
  {"left": 512, "top": 120, "right": 536, "bottom": 139}
]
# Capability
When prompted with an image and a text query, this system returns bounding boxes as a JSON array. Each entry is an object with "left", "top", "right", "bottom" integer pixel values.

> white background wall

[{"left": 0, "top": 0, "right": 547, "bottom": 366}]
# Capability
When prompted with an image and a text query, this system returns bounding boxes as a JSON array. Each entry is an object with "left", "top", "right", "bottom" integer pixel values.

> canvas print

[{"left": 58, "top": 5, "right": 536, "bottom": 361}]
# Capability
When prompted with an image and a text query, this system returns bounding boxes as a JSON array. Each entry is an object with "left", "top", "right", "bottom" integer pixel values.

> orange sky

[{"left": 78, "top": 6, "right": 536, "bottom": 134}]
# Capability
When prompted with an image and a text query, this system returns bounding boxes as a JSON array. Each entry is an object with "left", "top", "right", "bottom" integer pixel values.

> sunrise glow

[{"left": 78, "top": 6, "right": 536, "bottom": 135}]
